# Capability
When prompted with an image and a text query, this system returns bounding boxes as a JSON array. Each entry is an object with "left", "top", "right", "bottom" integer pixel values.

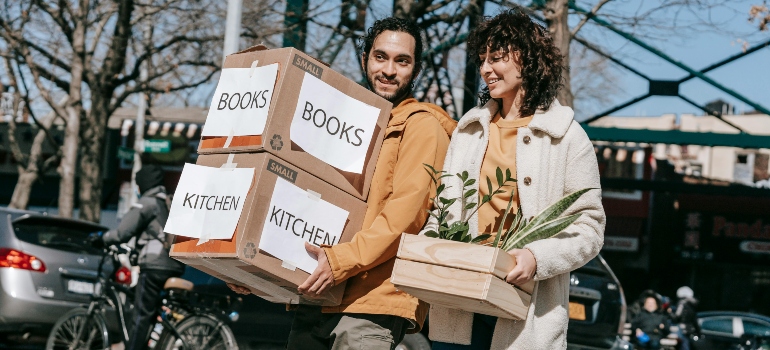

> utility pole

[
  {"left": 462, "top": 0, "right": 485, "bottom": 115},
  {"left": 130, "top": 17, "right": 151, "bottom": 208},
  {"left": 224, "top": 0, "right": 243, "bottom": 62}
]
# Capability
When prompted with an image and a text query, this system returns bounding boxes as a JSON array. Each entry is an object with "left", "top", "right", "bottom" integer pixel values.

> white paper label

[
  {"left": 164, "top": 163, "right": 255, "bottom": 240},
  {"left": 289, "top": 73, "right": 381, "bottom": 173},
  {"left": 201, "top": 64, "right": 279, "bottom": 137},
  {"left": 258, "top": 178, "right": 350, "bottom": 273}
]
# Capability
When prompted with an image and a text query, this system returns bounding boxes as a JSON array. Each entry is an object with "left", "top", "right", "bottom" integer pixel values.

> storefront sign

[
  {"left": 144, "top": 139, "right": 171, "bottom": 153},
  {"left": 678, "top": 211, "right": 770, "bottom": 264}
]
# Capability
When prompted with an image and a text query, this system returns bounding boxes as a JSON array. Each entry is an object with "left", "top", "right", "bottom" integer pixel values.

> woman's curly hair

[{"left": 467, "top": 9, "right": 564, "bottom": 116}]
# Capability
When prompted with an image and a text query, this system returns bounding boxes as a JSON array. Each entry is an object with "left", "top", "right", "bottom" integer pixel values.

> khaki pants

[{"left": 287, "top": 305, "right": 408, "bottom": 350}]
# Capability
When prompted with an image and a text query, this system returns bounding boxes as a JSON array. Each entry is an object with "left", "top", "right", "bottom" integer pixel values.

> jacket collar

[
  {"left": 457, "top": 99, "right": 575, "bottom": 139},
  {"left": 388, "top": 97, "right": 457, "bottom": 137}
]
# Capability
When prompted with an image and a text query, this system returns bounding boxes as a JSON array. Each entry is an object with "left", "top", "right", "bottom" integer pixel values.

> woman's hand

[
  {"left": 505, "top": 248, "right": 537, "bottom": 286},
  {"left": 226, "top": 283, "right": 252, "bottom": 295}
]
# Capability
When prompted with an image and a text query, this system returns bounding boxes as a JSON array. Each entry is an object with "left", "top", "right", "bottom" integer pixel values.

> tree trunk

[
  {"left": 58, "top": 2, "right": 89, "bottom": 218},
  {"left": 78, "top": 98, "right": 108, "bottom": 223},
  {"left": 10, "top": 171, "right": 38, "bottom": 209},
  {"left": 8, "top": 124, "right": 52, "bottom": 209},
  {"left": 544, "top": 0, "right": 574, "bottom": 108}
]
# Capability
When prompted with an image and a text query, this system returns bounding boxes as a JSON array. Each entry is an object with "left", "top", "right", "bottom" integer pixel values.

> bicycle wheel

[
  {"left": 156, "top": 315, "right": 238, "bottom": 350},
  {"left": 46, "top": 308, "right": 110, "bottom": 350}
]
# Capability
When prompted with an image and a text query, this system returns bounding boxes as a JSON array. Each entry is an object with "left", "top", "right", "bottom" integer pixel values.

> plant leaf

[
  {"left": 496, "top": 167, "right": 504, "bottom": 187},
  {"left": 464, "top": 189, "right": 477, "bottom": 198},
  {"left": 462, "top": 171, "right": 469, "bottom": 181},
  {"left": 424, "top": 231, "right": 439, "bottom": 238},
  {"left": 464, "top": 178, "right": 476, "bottom": 187},
  {"left": 471, "top": 234, "right": 492, "bottom": 244},
  {"left": 506, "top": 168, "right": 513, "bottom": 181},
  {"left": 520, "top": 188, "right": 593, "bottom": 234},
  {"left": 492, "top": 194, "right": 515, "bottom": 248},
  {"left": 503, "top": 213, "right": 582, "bottom": 251},
  {"left": 424, "top": 168, "right": 437, "bottom": 184},
  {"left": 486, "top": 177, "right": 493, "bottom": 197},
  {"left": 464, "top": 202, "right": 476, "bottom": 210}
]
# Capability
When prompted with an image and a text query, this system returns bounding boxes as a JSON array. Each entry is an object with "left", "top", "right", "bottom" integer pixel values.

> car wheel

[{"left": 396, "top": 333, "right": 431, "bottom": 350}]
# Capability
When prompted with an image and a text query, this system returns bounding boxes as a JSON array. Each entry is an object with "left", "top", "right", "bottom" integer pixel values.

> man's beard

[{"left": 366, "top": 72, "right": 413, "bottom": 103}]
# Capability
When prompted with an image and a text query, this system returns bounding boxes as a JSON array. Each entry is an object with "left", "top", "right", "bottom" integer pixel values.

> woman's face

[{"left": 478, "top": 47, "right": 523, "bottom": 101}]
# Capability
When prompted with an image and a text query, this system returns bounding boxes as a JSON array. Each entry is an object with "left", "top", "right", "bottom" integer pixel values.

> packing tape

[
  {"left": 281, "top": 260, "right": 297, "bottom": 271},
  {"left": 249, "top": 60, "right": 260, "bottom": 78},
  {"left": 223, "top": 127, "right": 235, "bottom": 148},
  {"left": 307, "top": 189, "right": 321, "bottom": 201},
  {"left": 197, "top": 231, "right": 210, "bottom": 245},
  {"left": 220, "top": 153, "right": 237, "bottom": 169}
]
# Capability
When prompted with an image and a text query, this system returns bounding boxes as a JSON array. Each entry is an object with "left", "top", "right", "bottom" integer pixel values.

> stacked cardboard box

[
  {"left": 167, "top": 46, "right": 392, "bottom": 306},
  {"left": 391, "top": 234, "right": 535, "bottom": 319}
]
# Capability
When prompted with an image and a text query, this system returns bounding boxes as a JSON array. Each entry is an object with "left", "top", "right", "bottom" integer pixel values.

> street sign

[
  {"left": 144, "top": 139, "right": 171, "bottom": 153},
  {"left": 117, "top": 147, "right": 135, "bottom": 161}
]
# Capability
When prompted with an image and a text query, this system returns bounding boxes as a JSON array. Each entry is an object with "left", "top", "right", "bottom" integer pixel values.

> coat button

[
  {"left": 523, "top": 136, "right": 531, "bottom": 144},
  {"left": 523, "top": 177, "right": 532, "bottom": 186}
]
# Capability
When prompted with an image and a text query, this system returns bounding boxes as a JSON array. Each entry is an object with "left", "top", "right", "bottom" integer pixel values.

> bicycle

[{"left": 46, "top": 244, "right": 240, "bottom": 350}]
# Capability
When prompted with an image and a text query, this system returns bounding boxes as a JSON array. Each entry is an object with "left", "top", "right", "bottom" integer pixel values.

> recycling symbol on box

[
  {"left": 270, "top": 134, "right": 283, "bottom": 151},
  {"left": 243, "top": 242, "right": 257, "bottom": 259}
]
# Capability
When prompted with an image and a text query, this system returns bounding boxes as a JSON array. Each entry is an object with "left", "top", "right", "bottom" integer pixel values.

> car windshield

[
  {"left": 701, "top": 317, "right": 733, "bottom": 335},
  {"left": 744, "top": 319, "right": 770, "bottom": 337},
  {"left": 12, "top": 217, "right": 104, "bottom": 255}
]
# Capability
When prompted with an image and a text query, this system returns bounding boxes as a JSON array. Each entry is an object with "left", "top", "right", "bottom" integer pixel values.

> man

[
  {"left": 91, "top": 164, "right": 186, "bottom": 350},
  {"left": 229, "top": 17, "right": 456, "bottom": 350}
]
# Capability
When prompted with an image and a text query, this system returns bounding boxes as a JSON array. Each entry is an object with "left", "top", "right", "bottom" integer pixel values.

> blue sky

[{"left": 548, "top": 0, "right": 770, "bottom": 119}]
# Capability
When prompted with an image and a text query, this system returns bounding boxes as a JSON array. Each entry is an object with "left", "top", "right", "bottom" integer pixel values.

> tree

[
  {"left": 0, "top": 63, "right": 64, "bottom": 210},
  {"left": 1, "top": 0, "right": 222, "bottom": 221}
]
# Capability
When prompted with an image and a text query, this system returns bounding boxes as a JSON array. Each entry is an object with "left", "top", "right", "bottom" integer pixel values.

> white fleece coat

[{"left": 423, "top": 99, "right": 605, "bottom": 349}]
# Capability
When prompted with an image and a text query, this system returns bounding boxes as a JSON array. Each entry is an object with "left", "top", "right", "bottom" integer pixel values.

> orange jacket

[{"left": 322, "top": 98, "right": 456, "bottom": 330}]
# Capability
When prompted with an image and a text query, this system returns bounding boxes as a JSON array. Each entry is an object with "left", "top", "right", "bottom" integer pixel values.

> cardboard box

[
  {"left": 198, "top": 46, "right": 391, "bottom": 201},
  {"left": 169, "top": 152, "right": 367, "bottom": 305},
  {"left": 390, "top": 234, "right": 534, "bottom": 320}
]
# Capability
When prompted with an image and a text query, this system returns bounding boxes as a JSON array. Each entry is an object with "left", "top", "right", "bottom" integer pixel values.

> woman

[{"left": 423, "top": 9, "right": 605, "bottom": 350}]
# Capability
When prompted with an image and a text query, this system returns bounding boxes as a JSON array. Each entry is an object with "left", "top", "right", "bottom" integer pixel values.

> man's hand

[
  {"left": 505, "top": 248, "right": 537, "bottom": 286},
  {"left": 226, "top": 283, "right": 252, "bottom": 295},
  {"left": 297, "top": 242, "right": 335, "bottom": 297}
]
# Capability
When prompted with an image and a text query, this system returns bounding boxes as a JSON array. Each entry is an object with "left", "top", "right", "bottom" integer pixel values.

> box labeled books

[
  {"left": 390, "top": 233, "right": 534, "bottom": 320},
  {"left": 197, "top": 45, "right": 391, "bottom": 200}
]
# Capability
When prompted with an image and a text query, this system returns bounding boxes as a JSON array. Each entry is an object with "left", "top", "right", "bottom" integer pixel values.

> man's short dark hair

[
  {"left": 467, "top": 9, "right": 564, "bottom": 116},
  {"left": 358, "top": 17, "right": 424, "bottom": 76}
]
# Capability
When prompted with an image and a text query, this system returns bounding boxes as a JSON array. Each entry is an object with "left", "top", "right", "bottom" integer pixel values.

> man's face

[
  {"left": 362, "top": 30, "right": 418, "bottom": 103},
  {"left": 643, "top": 297, "right": 658, "bottom": 313}
]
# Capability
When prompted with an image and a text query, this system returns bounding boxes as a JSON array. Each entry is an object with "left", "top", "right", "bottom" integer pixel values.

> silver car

[{"left": 0, "top": 207, "right": 107, "bottom": 339}]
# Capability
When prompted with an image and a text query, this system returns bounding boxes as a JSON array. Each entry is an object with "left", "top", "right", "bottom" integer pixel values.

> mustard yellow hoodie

[{"left": 322, "top": 98, "right": 456, "bottom": 331}]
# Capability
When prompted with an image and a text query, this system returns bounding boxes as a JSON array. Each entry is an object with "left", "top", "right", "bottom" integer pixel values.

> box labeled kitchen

[
  {"left": 391, "top": 234, "right": 535, "bottom": 320},
  {"left": 198, "top": 45, "right": 391, "bottom": 200},
  {"left": 166, "top": 153, "right": 367, "bottom": 305}
]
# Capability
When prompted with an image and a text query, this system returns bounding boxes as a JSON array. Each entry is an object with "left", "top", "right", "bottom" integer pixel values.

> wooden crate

[{"left": 391, "top": 234, "right": 534, "bottom": 320}]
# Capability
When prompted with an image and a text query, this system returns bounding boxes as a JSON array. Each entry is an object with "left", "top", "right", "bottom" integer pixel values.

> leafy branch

[{"left": 422, "top": 164, "right": 595, "bottom": 251}]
